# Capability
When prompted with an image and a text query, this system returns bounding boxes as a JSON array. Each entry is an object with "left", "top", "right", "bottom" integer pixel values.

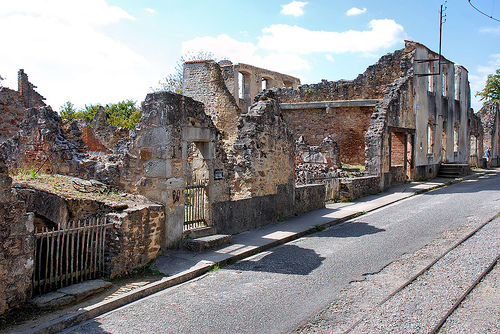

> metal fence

[
  {"left": 33, "top": 216, "right": 113, "bottom": 295},
  {"left": 184, "top": 181, "right": 208, "bottom": 231}
]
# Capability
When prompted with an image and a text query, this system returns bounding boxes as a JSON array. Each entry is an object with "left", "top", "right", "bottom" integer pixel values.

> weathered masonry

[
  {"left": 183, "top": 40, "right": 476, "bottom": 194},
  {"left": 0, "top": 39, "right": 483, "bottom": 314},
  {"left": 477, "top": 102, "right": 500, "bottom": 167}
]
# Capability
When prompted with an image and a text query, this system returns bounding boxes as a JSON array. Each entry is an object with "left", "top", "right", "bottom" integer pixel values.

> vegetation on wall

[
  {"left": 59, "top": 100, "right": 141, "bottom": 129},
  {"left": 476, "top": 68, "right": 500, "bottom": 103}
]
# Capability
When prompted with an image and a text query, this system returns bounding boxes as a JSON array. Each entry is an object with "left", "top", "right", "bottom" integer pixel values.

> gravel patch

[{"left": 294, "top": 215, "right": 499, "bottom": 333}]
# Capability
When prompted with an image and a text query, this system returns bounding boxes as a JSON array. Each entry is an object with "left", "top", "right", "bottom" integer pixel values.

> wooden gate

[
  {"left": 33, "top": 216, "right": 113, "bottom": 295},
  {"left": 184, "top": 180, "right": 208, "bottom": 231}
]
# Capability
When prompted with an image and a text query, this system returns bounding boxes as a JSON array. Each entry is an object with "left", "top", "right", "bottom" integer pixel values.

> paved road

[{"left": 63, "top": 172, "right": 500, "bottom": 334}]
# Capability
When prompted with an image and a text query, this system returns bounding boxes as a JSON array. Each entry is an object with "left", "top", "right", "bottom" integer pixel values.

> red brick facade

[{"left": 282, "top": 106, "right": 373, "bottom": 165}]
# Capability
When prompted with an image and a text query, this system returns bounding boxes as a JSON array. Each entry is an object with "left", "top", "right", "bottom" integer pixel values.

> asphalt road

[{"left": 62, "top": 172, "right": 500, "bottom": 334}]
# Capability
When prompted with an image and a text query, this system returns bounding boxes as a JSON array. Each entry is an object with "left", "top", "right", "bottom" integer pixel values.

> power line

[{"left": 469, "top": 0, "right": 500, "bottom": 22}]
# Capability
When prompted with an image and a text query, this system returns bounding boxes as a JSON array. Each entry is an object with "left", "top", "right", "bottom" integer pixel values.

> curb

[{"left": 21, "top": 172, "right": 485, "bottom": 333}]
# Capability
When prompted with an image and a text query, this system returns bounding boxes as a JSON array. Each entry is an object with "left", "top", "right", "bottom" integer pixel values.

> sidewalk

[{"left": 8, "top": 170, "right": 491, "bottom": 334}]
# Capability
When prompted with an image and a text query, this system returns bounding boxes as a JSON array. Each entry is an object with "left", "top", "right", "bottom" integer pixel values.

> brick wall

[
  {"left": 282, "top": 106, "right": 373, "bottom": 165},
  {"left": 391, "top": 132, "right": 406, "bottom": 166}
]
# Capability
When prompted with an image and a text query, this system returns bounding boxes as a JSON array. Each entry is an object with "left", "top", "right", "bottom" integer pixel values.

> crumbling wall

[
  {"left": 0, "top": 88, "right": 27, "bottom": 143},
  {"left": 183, "top": 60, "right": 242, "bottom": 147},
  {"left": 469, "top": 108, "right": 484, "bottom": 167},
  {"left": 276, "top": 49, "right": 411, "bottom": 103},
  {"left": 282, "top": 105, "right": 374, "bottom": 165},
  {"left": 365, "top": 76, "right": 414, "bottom": 186},
  {"left": 0, "top": 70, "right": 47, "bottom": 143},
  {"left": 477, "top": 102, "right": 499, "bottom": 166},
  {"left": 0, "top": 106, "right": 84, "bottom": 175},
  {"left": 0, "top": 159, "right": 34, "bottom": 315},
  {"left": 229, "top": 93, "right": 295, "bottom": 199},
  {"left": 218, "top": 62, "right": 301, "bottom": 112},
  {"left": 91, "top": 107, "right": 130, "bottom": 152},
  {"left": 17, "top": 69, "right": 46, "bottom": 109}
]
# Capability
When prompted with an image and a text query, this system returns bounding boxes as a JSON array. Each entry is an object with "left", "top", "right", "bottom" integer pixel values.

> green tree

[
  {"left": 59, "top": 100, "right": 141, "bottom": 129},
  {"left": 476, "top": 69, "right": 500, "bottom": 103},
  {"left": 104, "top": 100, "right": 141, "bottom": 129},
  {"left": 59, "top": 101, "right": 78, "bottom": 119},
  {"left": 152, "top": 51, "right": 217, "bottom": 95}
]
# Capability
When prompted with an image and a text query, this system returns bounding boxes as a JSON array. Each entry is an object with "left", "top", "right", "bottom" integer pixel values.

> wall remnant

[
  {"left": 477, "top": 102, "right": 499, "bottom": 166},
  {"left": 0, "top": 70, "right": 46, "bottom": 143},
  {"left": 0, "top": 157, "right": 34, "bottom": 315}
]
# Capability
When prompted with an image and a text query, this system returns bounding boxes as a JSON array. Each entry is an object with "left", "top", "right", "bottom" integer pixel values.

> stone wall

[
  {"left": 229, "top": 93, "right": 295, "bottom": 199},
  {"left": 0, "top": 88, "right": 27, "bottom": 143},
  {"left": 0, "top": 70, "right": 46, "bottom": 143},
  {"left": 14, "top": 177, "right": 166, "bottom": 280},
  {"left": 294, "top": 184, "right": 326, "bottom": 215},
  {"left": 477, "top": 102, "right": 499, "bottom": 166},
  {"left": 17, "top": 69, "right": 46, "bottom": 109},
  {"left": 0, "top": 106, "right": 84, "bottom": 175},
  {"left": 0, "top": 159, "right": 34, "bottom": 315},
  {"left": 338, "top": 175, "right": 381, "bottom": 201},
  {"left": 469, "top": 108, "right": 484, "bottom": 167},
  {"left": 275, "top": 49, "right": 410, "bottom": 103},
  {"left": 218, "top": 62, "right": 301, "bottom": 112},
  {"left": 183, "top": 60, "right": 242, "bottom": 148},
  {"left": 106, "top": 203, "right": 164, "bottom": 278}
]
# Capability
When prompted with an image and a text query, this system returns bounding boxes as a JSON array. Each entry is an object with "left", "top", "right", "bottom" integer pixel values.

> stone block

[{"left": 143, "top": 160, "right": 169, "bottom": 178}]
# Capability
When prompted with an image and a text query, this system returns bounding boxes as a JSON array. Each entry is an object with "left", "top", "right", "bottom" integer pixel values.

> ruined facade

[
  {"left": 0, "top": 157, "right": 34, "bottom": 315},
  {"left": 0, "top": 38, "right": 482, "bottom": 312},
  {"left": 477, "top": 102, "right": 499, "bottom": 166},
  {"left": 0, "top": 70, "right": 46, "bottom": 142}
]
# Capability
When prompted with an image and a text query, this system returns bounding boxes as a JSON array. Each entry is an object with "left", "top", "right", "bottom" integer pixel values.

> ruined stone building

[
  {"left": 183, "top": 40, "right": 476, "bottom": 194},
  {"left": 477, "top": 102, "right": 500, "bottom": 166},
  {"left": 0, "top": 40, "right": 484, "bottom": 314}
]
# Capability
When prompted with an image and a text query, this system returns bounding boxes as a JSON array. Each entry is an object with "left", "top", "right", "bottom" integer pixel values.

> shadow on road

[
  {"left": 230, "top": 244, "right": 325, "bottom": 275},
  {"left": 320, "top": 221, "right": 385, "bottom": 238}
]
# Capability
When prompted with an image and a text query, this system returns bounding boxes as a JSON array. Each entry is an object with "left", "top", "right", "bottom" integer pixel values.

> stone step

[
  {"left": 182, "top": 234, "right": 232, "bottom": 252},
  {"left": 182, "top": 226, "right": 216, "bottom": 239},
  {"left": 437, "top": 164, "right": 470, "bottom": 178}
]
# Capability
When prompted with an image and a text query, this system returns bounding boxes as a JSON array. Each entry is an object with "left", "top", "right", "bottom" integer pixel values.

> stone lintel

[{"left": 280, "top": 99, "right": 381, "bottom": 110}]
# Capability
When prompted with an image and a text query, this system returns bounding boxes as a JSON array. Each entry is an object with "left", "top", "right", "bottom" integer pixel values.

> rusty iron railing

[
  {"left": 184, "top": 181, "right": 208, "bottom": 231},
  {"left": 33, "top": 216, "right": 113, "bottom": 295}
]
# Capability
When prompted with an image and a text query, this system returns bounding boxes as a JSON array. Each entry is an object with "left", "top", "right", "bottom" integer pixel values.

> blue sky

[{"left": 1, "top": 0, "right": 499, "bottom": 112}]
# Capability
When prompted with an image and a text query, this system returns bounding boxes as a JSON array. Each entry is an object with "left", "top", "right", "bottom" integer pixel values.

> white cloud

[
  {"left": 0, "top": 0, "right": 152, "bottom": 109},
  {"left": 182, "top": 34, "right": 310, "bottom": 73},
  {"left": 325, "top": 54, "right": 335, "bottom": 62},
  {"left": 182, "top": 34, "right": 258, "bottom": 62},
  {"left": 479, "top": 26, "right": 500, "bottom": 34},
  {"left": 145, "top": 8, "right": 157, "bottom": 14},
  {"left": 258, "top": 19, "right": 406, "bottom": 54},
  {"left": 281, "top": 1, "right": 308, "bottom": 17},
  {"left": 347, "top": 7, "right": 367, "bottom": 16}
]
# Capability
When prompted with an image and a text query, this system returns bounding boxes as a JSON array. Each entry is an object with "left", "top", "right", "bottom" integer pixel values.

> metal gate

[
  {"left": 184, "top": 180, "right": 208, "bottom": 231},
  {"left": 33, "top": 216, "right": 113, "bottom": 295}
]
